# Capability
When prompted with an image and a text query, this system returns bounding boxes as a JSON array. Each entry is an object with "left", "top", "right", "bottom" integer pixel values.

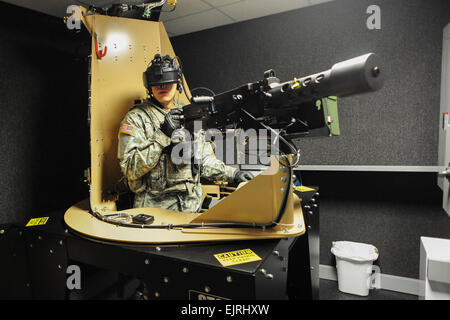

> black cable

[
  {"left": 190, "top": 87, "right": 216, "bottom": 97},
  {"left": 240, "top": 109, "right": 300, "bottom": 167},
  {"left": 173, "top": 55, "right": 192, "bottom": 102}
]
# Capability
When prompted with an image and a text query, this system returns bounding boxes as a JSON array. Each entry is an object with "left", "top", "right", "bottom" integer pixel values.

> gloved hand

[
  {"left": 160, "top": 108, "right": 183, "bottom": 138},
  {"left": 233, "top": 170, "right": 254, "bottom": 183}
]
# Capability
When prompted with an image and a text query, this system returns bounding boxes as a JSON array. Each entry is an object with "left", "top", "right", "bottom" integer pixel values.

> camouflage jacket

[{"left": 117, "top": 98, "right": 237, "bottom": 212}]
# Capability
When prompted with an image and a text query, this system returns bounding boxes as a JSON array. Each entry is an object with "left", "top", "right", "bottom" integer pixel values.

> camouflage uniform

[{"left": 118, "top": 99, "right": 237, "bottom": 212}]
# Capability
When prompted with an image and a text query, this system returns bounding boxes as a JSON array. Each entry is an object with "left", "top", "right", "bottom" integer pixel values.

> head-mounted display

[{"left": 143, "top": 54, "right": 182, "bottom": 88}]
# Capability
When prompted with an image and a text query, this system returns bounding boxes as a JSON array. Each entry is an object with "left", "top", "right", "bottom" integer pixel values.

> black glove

[
  {"left": 160, "top": 108, "right": 183, "bottom": 138},
  {"left": 233, "top": 170, "right": 254, "bottom": 183}
]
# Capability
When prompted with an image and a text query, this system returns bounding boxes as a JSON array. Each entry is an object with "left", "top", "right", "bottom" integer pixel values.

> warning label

[
  {"left": 295, "top": 186, "right": 315, "bottom": 192},
  {"left": 214, "top": 248, "right": 262, "bottom": 267},
  {"left": 25, "top": 217, "right": 49, "bottom": 227}
]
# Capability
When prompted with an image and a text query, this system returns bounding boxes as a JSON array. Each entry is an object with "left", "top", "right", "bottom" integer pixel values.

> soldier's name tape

[{"left": 214, "top": 248, "right": 262, "bottom": 267}]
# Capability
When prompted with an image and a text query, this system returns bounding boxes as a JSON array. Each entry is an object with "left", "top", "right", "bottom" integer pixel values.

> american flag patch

[{"left": 120, "top": 124, "right": 134, "bottom": 135}]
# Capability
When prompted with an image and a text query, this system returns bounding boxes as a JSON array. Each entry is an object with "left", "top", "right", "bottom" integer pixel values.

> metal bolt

[
  {"left": 311, "top": 266, "right": 315, "bottom": 270},
  {"left": 308, "top": 211, "right": 313, "bottom": 215},
  {"left": 0, "top": 230, "right": 4, "bottom": 234},
  {"left": 265, "top": 274, "right": 274, "bottom": 280},
  {"left": 311, "top": 198, "right": 316, "bottom": 203},
  {"left": 307, "top": 225, "right": 311, "bottom": 230},
  {"left": 281, "top": 176, "right": 286, "bottom": 183},
  {"left": 304, "top": 205, "right": 311, "bottom": 209},
  {"left": 259, "top": 268, "right": 267, "bottom": 275},
  {"left": 281, "top": 188, "right": 285, "bottom": 194},
  {"left": 204, "top": 286, "right": 211, "bottom": 293},
  {"left": 155, "top": 247, "right": 161, "bottom": 252},
  {"left": 154, "top": 292, "right": 160, "bottom": 298},
  {"left": 38, "top": 236, "right": 42, "bottom": 240},
  {"left": 313, "top": 204, "right": 318, "bottom": 208},
  {"left": 273, "top": 250, "right": 280, "bottom": 256},
  {"left": 163, "top": 277, "right": 169, "bottom": 283},
  {"left": 59, "top": 240, "right": 63, "bottom": 246},
  {"left": 144, "top": 259, "right": 150, "bottom": 265},
  {"left": 29, "top": 244, "right": 33, "bottom": 248},
  {"left": 182, "top": 267, "right": 189, "bottom": 273},
  {"left": 49, "top": 249, "right": 53, "bottom": 254},
  {"left": 57, "top": 265, "right": 62, "bottom": 270},
  {"left": 284, "top": 228, "right": 289, "bottom": 233},
  {"left": 226, "top": 276, "right": 233, "bottom": 283},
  {"left": 315, "top": 192, "right": 320, "bottom": 197}
]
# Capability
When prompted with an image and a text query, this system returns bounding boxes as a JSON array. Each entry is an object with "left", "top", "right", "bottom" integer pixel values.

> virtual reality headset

[{"left": 143, "top": 54, "right": 182, "bottom": 88}]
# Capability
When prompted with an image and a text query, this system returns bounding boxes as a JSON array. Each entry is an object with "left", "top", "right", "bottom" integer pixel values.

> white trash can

[{"left": 331, "top": 241, "right": 379, "bottom": 296}]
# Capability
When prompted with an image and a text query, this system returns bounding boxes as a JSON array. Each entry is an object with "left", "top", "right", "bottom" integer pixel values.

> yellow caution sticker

[
  {"left": 214, "top": 249, "right": 262, "bottom": 267},
  {"left": 25, "top": 217, "right": 49, "bottom": 227},
  {"left": 295, "top": 186, "right": 315, "bottom": 192}
]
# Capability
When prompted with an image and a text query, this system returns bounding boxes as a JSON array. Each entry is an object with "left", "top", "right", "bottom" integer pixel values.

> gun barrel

[{"left": 298, "top": 53, "right": 383, "bottom": 98}]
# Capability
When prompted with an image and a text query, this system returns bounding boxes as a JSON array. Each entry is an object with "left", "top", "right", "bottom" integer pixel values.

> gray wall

[
  {"left": 171, "top": 0, "right": 450, "bottom": 279},
  {"left": 300, "top": 170, "right": 450, "bottom": 279},
  {"left": 172, "top": 0, "right": 450, "bottom": 166}
]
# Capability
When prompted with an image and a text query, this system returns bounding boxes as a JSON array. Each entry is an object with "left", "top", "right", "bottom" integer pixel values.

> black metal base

[
  {"left": 66, "top": 230, "right": 311, "bottom": 300},
  {"left": 0, "top": 187, "right": 319, "bottom": 300}
]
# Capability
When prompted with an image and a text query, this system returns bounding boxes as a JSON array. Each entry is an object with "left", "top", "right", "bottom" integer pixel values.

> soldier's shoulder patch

[{"left": 120, "top": 124, "right": 134, "bottom": 135}]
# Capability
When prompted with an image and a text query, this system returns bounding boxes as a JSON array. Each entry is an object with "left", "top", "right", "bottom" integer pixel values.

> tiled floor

[{"left": 319, "top": 279, "right": 418, "bottom": 300}]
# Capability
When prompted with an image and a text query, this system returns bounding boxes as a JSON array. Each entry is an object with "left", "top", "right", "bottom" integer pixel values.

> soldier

[{"left": 118, "top": 54, "right": 252, "bottom": 212}]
